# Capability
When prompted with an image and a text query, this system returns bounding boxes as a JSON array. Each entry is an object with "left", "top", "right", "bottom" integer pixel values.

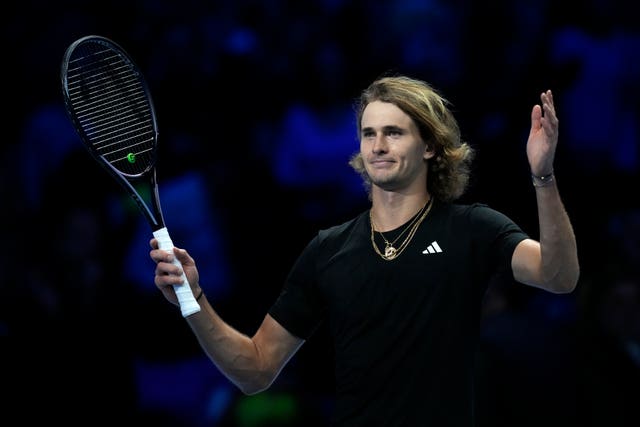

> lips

[{"left": 369, "top": 159, "right": 395, "bottom": 168}]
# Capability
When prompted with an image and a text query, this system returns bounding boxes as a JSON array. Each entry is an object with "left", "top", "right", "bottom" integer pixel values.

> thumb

[{"left": 530, "top": 104, "right": 542, "bottom": 131}]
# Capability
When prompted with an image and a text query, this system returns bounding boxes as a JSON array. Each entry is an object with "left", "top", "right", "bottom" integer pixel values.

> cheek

[{"left": 359, "top": 139, "right": 367, "bottom": 152}]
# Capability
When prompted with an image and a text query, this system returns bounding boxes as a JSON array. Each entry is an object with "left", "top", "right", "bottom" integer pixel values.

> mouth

[{"left": 369, "top": 159, "right": 395, "bottom": 169}]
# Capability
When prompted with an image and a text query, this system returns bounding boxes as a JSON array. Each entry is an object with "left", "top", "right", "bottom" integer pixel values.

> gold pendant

[{"left": 384, "top": 245, "right": 397, "bottom": 259}]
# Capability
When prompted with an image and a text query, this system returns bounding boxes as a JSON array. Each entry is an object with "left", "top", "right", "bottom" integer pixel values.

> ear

[{"left": 423, "top": 143, "right": 436, "bottom": 160}]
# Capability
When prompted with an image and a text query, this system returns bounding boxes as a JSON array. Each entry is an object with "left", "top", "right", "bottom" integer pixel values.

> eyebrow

[{"left": 361, "top": 125, "right": 404, "bottom": 134}]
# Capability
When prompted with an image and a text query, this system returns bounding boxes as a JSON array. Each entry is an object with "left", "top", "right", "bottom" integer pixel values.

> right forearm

[{"left": 185, "top": 295, "right": 271, "bottom": 394}]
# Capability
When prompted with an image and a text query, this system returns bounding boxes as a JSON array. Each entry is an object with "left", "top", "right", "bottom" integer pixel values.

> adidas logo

[{"left": 422, "top": 241, "right": 443, "bottom": 254}]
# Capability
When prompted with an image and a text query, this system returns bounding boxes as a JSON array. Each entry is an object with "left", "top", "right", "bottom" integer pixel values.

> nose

[{"left": 372, "top": 134, "right": 388, "bottom": 153}]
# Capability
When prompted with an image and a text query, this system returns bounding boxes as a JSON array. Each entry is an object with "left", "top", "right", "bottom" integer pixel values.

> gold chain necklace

[
  {"left": 369, "top": 198, "right": 433, "bottom": 261},
  {"left": 375, "top": 200, "right": 428, "bottom": 254}
]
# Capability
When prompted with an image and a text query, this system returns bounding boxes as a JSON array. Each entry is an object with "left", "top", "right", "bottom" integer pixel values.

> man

[{"left": 150, "top": 74, "right": 579, "bottom": 426}]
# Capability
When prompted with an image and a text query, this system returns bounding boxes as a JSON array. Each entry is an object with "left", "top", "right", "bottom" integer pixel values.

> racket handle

[{"left": 153, "top": 227, "right": 201, "bottom": 317}]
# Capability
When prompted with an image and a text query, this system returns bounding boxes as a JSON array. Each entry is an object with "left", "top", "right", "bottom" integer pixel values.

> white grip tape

[{"left": 153, "top": 227, "right": 201, "bottom": 317}]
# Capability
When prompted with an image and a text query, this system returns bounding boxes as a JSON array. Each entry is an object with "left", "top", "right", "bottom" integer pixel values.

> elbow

[
  {"left": 236, "top": 370, "right": 277, "bottom": 396},
  {"left": 239, "top": 382, "right": 269, "bottom": 396},
  {"left": 551, "top": 280, "right": 577, "bottom": 294},
  {"left": 563, "top": 261, "right": 581, "bottom": 293},
  {"left": 233, "top": 339, "right": 288, "bottom": 395},
  {"left": 547, "top": 264, "right": 580, "bottom": 294},
  {"left": 239, "top": 385, "right": 265, "bottom": 396}
]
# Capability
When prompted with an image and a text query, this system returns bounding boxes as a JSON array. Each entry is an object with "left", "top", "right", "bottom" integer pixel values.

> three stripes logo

[{"left": 422, "top": 241, "right": 443, "bottom": 254}]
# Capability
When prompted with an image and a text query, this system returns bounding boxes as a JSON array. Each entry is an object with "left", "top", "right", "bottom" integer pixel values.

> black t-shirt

[{"left": 269, "top": 199, "right": 529, "bottom": 426}]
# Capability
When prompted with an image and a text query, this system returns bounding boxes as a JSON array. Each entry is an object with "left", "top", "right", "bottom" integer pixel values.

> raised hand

[{"left": 527, "top": 89, "right": 558, "bottom": 176}]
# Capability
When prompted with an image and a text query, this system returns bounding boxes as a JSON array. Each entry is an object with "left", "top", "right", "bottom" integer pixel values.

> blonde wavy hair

[{"left": 349, "top": 74, "right": 474, "bottom": 202}]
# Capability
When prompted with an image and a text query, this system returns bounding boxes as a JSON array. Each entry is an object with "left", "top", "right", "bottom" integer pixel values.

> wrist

[
  {"left": 195, "top": 288, "right": 204, "bottom": 301},
  {"left": 531, "top": 171, "right": 555, "bottom": 187}
]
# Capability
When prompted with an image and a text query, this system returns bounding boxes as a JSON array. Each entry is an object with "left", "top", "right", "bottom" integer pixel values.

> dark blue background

[{"left": 2, "top": 1, "right": 639, "bottom": 425}]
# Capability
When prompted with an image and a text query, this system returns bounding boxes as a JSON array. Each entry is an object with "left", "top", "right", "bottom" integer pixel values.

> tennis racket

[{"left": 60, "top": 35, "right": 200, "bottom": 317}]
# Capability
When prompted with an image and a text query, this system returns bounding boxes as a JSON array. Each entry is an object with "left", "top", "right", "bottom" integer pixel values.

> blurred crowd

[{"left": 2, "top": 0, "right": 638, "bottom": 425}]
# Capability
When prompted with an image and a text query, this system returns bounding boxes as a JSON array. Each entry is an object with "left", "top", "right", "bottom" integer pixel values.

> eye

[{"left": 386, "top": 128, "right": 402, "bottom": 138}]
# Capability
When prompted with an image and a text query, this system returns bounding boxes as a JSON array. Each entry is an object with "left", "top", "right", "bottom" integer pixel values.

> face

[{"left": 360, "top": 100, "right": 434, "bottom": 192}]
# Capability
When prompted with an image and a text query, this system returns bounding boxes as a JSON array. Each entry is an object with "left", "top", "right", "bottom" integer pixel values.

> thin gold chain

[
  {"left": 380, "top": 200, "right": 428, "bottom": 249},
  {"left": 370, "top": 198, "right": 433, "bottom": 261}
]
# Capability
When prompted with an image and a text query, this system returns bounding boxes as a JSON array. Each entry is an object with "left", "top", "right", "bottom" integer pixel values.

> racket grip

[{"left": 153, "top": 227, "right": 201, "bottom": 317}]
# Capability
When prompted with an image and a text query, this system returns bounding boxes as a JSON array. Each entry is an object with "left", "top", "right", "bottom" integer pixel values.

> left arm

[{"left": 512, "top": 90, "right": 580, "bottom": 293}]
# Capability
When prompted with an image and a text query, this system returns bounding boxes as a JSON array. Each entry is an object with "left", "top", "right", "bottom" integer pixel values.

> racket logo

[{"left": 127, "top": 153, "right": 136, "bottom": 163}]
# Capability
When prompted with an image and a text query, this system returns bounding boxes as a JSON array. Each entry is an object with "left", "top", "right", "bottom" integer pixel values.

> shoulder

[
  {"left": 294, "top": 211, "right": 369, "bottom": 269},
  {"left": 435, "top": 200, "right": 498, "bottom": 222},
  {"left": 317, "top": 211, "right": 369, "bottom": 243},
  {"left": 435, "top": 200, "right": 524, "bottom": 233}
]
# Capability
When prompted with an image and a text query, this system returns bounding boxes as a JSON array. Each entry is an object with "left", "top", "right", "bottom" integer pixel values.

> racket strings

[{"left": 65, "top": 42, "right": 157, "bottom": 176}]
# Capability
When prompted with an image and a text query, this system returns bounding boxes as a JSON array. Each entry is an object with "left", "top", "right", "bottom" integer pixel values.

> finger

[
  {"left": 542, "top": 105, "right": 557, "bottom": 126},
  {"left": 149, "top": 238, "right": 161, "bottom": 250},
  {"left": 173, "top": 247, "right": 194, "bottom": 266},
  {"left": 155, "top": 264, "right": 185, "bottom": 284},
  {"left": 544, "top": 97, "right": 558, "bottom": 124},
  {"left": 150, "top": 249, "right": 171, "bottom": 264},
  {"left": 157, "top": 259, "right": 183, "bottom": 275},
  {"left": 542, "top": 90, "right": 555, "bottom": 115}
]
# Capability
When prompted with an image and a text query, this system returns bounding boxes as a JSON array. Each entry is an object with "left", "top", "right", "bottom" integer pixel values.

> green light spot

[{"left": 127, "top": 153, "right": 136, "bottom": 163}]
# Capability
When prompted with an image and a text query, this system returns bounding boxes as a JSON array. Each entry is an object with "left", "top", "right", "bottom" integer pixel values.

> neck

[{"left": 370, "top": 189, "right": 431, "bottom": 232}]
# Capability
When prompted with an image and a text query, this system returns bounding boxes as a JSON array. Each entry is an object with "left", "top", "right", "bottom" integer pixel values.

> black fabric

[{"left": 269, "top": 199, "right": 529, "bottom": 426}]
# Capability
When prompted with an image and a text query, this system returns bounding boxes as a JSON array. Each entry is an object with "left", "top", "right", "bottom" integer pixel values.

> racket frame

[{"left": 60, "top": 35, "right": 200, "bottom": 317}]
